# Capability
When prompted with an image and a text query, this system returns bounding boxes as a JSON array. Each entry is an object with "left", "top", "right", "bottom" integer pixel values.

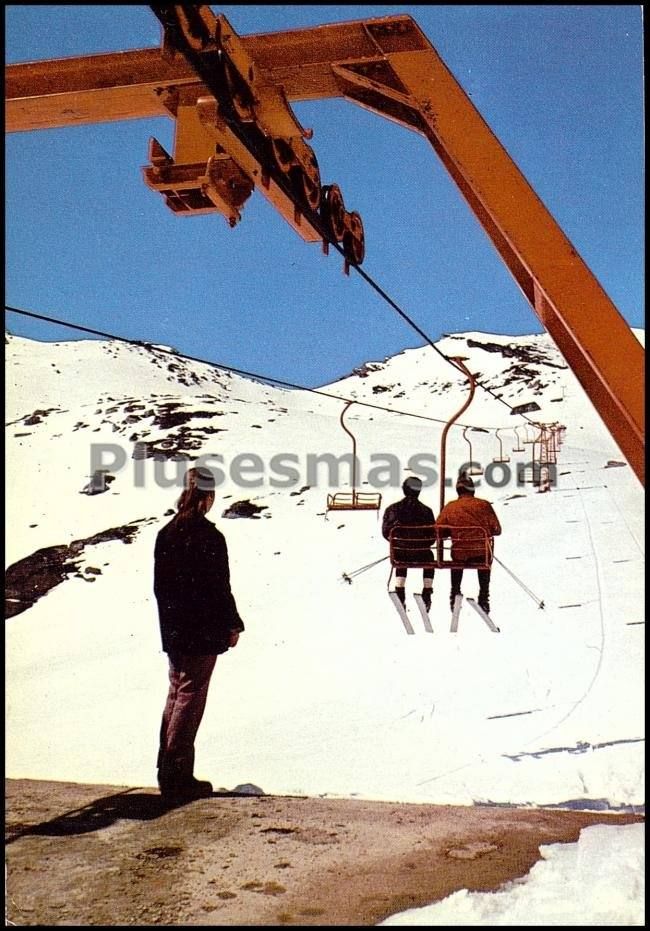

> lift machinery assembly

[{"left": 5, "top": 5, "right": 644, "bottom": 483}]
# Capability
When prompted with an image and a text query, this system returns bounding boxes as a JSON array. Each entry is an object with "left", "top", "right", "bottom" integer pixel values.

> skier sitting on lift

[
  {"left": 436, "top": 471, "right": 502, "bottom": 615},
  {"left": 382, "top": 476, "right": 436, "bottom": 610}
]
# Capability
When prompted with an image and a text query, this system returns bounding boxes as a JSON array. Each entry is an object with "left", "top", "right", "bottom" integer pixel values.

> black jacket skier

[
  {"left": 382, "top": 476, "right": 436, "bottom": 608},
  {"left": 154, "top": 513, "right": 244, "bottom": 656},
  {"left": 382, "top": 477, "right": 436, "bottom": 546}
]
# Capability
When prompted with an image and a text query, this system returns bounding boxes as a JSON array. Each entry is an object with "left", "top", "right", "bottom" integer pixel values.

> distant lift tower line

[{"left": 4, "top": 6, "right": 644, "bottom": 484}]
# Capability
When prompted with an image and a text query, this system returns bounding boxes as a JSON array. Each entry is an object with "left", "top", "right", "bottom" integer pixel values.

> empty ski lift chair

[
  {"left": 326, "top": 400, "right": 382, "bottom": 513},
  {"left": 512, "top": 425, "right": 525, "bottom": 452},
  {"left": 493, "top": 427, "right": 510, "bottom": 463},
  {"left": 462, "top": 425, "right": 484, "bottom": 476}
]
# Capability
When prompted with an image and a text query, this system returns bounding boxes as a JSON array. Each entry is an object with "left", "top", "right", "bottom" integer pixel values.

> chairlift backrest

[{"left": 389, "top": 523, "right": 493, "bottom": 571}]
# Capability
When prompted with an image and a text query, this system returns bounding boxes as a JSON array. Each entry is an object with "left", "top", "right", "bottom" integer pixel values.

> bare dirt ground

[{"left": 5, "top": 778, "right": 644, "bottom": 926}]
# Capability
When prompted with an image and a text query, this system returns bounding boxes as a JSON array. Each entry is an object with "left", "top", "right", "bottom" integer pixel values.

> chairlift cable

[
  {"left": 5, "top": 305, "right": 531, "bottom": 433},
  {"left": 349, "top": 261, "right": 536, "bottom": 423}
]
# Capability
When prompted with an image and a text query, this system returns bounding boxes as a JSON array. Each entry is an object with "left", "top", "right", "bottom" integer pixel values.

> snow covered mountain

[{"left": 5, "top": 328, "right": 644, "bottom": 811}]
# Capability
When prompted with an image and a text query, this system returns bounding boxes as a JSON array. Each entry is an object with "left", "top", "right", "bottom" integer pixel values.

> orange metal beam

[
  {"left": 5, "top": 49, "right": 193, "bottom": 130},
  {"left": 5, "top": 13, "right": 644, "bottom": 483},
  {"left": 4, "top": 16, "right": 423, "bottom": 131}
]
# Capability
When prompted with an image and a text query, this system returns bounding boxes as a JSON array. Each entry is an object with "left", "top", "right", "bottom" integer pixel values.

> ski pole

[
  {"left": 342, "top": 555, "right": 389, "bottom": 584},
  {"left": 492, "top": 554, "right": 545, "bottom": 609}
]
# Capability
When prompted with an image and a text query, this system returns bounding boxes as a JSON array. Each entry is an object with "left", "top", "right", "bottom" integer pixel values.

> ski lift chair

[
  {"left": 493, "top": 428, "right": 510, "bottom": 464},
  {"left": 462, "top": 426, "right": 484, "bottom": 476},
  {"left": 327, "top": 490, "right": 383, "bottom": 510},
  {"left": 388, "top": 524, "right": 498, "bottom": 634},
  {"left": 512, "top": 425, "right": 525, "bottom": 452},
  {"left": 389, "top": 524, "right": 493, "bottom": 573},
  {"left": 325, "top": 400, "right": 381, "bottom": 514}
]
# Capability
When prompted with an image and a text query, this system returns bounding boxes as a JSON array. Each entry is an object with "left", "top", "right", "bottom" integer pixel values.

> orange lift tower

[{"left": 5, "top": 6, "right": 644, "bottom": 485}]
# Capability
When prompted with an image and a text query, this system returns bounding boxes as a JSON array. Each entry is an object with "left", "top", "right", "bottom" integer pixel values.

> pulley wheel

[
  {"left": 320, "top": 184, "right": 346, "bottom": 241},
  {"left": 342, "top": 211, "right": 365, "bottom": 265},
  {"left": 296, "top": 151, "right": 321, "bottom": 211}
]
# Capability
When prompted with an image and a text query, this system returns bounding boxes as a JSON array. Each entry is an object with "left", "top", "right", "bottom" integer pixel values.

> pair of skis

[
  {"left": 451, "top": 594, "right": 500, "bottom": 633},
  {"left": 388, "top": 592, "right": 433, "bottom": 635},
  {"left": 389, "top": 592, "right": 499, "bottom": 634}
]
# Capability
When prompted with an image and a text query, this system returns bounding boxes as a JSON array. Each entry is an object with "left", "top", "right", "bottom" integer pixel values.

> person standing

[
  {"left": 382, "top": 476, "right": 436, "bottom": 610},
  {"left": 154, "top": 466, "right": 245, "bottom": 803},
  {"left": 436, "top": 472, "right": 502, "bottom": 614}
]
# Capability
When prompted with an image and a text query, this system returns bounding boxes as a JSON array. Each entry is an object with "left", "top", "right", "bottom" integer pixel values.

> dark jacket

[
  {"left": 382, "top": 496, "right": 436, "bottom": 566},
  {"left": 382, "top": 496, "right": 435, "bottom": 540},
  {"left": 154, "top": 514, "right": 244, "bottom": 656}
]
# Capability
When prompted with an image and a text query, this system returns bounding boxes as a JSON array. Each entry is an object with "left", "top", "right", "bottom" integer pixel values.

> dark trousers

[
  {"left": 395, "top": 568, "right": 435, "bottom": 581},
  {"left": 451, "top": 568, "right": 491, "bottom": 606},
  {"left": 157, "top": 653, "right": 217, "bottom": 786}
]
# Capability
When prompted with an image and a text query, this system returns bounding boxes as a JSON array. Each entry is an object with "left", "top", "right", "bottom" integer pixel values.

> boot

[
  {"left": 394, "top": 588, "right": 406, "bottom": 605},
  {"left": 160, "top": 774, "right": 213, "bottom": 803},
  {"left": 159, "top": 759, "right": 213, "bottom": 803},
  {"left": 450, "top": 591, "right": 461, "bottom": 611},
  {"left": 421, "top": 590, "right": 432, "bottom": 612},
  {"left": 177, "top": 777, "right": 213, "bottom": 800}
]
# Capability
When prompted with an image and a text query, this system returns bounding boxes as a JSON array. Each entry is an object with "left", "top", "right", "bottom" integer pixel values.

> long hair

[{"left": 174, "top": 467, "right": 216, "bottom": 523}]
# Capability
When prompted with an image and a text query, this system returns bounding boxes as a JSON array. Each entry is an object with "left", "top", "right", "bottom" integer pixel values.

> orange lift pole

[
  {"left": 5, "top": 10, "right": 644, "bottom": 483},
  {"left": 438, "top": 357, "right": 476, "bottom": 514}
]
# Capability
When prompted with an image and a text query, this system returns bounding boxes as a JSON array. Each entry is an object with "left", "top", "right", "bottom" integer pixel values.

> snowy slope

[{"left": 5, "top": 329, "right": 644, "bottom": 812}]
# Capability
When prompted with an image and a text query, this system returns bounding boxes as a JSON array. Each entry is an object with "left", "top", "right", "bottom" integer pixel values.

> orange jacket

[{"left": 435, "top": 496, "right": 501, "bottom": 563}]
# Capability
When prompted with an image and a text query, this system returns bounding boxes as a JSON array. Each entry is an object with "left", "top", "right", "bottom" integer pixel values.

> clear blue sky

[{"left": 5, "top": 5, "right": 644, "bottom": 386}]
